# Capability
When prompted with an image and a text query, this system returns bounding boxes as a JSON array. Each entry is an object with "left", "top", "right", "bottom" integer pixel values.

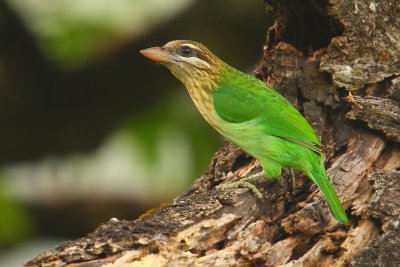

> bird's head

[{"left": 140, "top": 40, "right": 226, "bottom": 88}]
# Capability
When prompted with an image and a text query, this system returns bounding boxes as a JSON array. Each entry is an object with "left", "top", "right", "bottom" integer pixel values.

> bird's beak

[{"left": 140, "top": 47, "right": 178, "bottom": 64}]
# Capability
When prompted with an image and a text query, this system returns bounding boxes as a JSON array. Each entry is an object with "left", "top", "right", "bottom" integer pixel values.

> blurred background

[{"left": 0, "top": 0, "right": 271, "bottom": 265}]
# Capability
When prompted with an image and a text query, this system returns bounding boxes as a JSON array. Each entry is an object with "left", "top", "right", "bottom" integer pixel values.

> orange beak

[{"left": 140, "top": 47, "right": 177, "bottom": 64}]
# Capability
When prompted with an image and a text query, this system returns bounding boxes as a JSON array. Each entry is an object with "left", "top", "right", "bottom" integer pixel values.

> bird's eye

[{"left": 178, "top": 45, "right": 197, "bottom": 57}]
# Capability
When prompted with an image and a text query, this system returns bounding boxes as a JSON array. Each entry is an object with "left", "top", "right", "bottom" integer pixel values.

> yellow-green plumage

[{"left": 140, "top": 40, "right": 348, "bottom": 223}]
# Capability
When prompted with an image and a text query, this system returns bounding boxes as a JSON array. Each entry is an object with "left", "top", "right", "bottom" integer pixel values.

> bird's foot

[{"left": 216, "top": 172, "right": 264, "bottom": 199}]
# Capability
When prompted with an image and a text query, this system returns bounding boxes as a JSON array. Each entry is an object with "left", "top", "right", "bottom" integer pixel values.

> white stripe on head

[
  {"left": 177, "top": 44, "right": 211, "bottom": 70},
  {"left": 180, "top": 57, "right": 211, "bottom": 70},
  {"left": 180, "top": 43, "right": 201, "bottom": 50}
]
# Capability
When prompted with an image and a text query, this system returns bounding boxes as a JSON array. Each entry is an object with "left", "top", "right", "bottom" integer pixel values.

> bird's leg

[
  {"left": 216, "top": 171, "right": 265, "bottom": 199},
  {"left": 283, "top": 168, "right": 296, "bottom": 192},
  {"left": 289, "top": 168, "right": 296, "bottom": 189}
]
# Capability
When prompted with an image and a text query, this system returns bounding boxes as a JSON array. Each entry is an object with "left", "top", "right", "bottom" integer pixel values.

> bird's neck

[
  {"left": 183, "top": 66, "right": 234, "bottom": 130},
  {"left": 165, "top": 60, "right": 235, "bottom": 129},
  {"left": 183, "top": 74, "right": 218, "bottom": 127}
]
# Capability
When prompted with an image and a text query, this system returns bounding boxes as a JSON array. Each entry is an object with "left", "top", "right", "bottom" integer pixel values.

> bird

[{"left": 140, "top": 40, "right": 348, "bottom": 223}]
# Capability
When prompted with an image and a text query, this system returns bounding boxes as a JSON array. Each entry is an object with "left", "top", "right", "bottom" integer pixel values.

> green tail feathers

[{"left": 309, "top": 161, "right": 348, "bottom": 223}]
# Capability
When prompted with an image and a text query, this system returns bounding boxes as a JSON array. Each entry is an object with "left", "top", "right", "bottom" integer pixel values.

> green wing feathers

[{"left": 213, "top": 75, "right": 322, "bottom": 153}]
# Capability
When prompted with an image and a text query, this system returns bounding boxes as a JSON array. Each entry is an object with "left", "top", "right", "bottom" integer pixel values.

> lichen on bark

[{"left": 320, "top": 0, "right": 400, "bottom": 90}]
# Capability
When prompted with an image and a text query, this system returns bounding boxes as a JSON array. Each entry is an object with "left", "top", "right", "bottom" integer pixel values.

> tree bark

[{"left": 26, "top": 0, "right": 400, "bottom": 266}]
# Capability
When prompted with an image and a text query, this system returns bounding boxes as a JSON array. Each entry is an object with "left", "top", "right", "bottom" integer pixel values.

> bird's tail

[{"left": 308, "top": 159, "right": 348, "bottom": 223}]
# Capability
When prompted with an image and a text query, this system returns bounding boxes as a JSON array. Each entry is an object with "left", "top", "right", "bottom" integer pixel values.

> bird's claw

[{"left": 216, "top": 172, "right": 264, "bottom": 199}]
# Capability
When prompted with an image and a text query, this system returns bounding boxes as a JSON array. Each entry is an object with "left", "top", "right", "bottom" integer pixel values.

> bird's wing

[{"left": 213, "top": 76, "right": 322, "bottom": 153}]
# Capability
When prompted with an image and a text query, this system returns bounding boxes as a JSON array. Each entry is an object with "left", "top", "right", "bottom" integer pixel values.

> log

[{"left": 26, "top": 0, "right": 400, "bottom": 266}]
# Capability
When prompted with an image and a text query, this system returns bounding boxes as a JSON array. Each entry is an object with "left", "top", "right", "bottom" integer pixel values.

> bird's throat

[{"left": 184, "top": 78, "right": 220, "bottom": 129}]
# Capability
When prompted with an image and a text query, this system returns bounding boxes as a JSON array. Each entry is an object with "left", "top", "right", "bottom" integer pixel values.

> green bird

[{"left": 140, "top": 40, "right": 348, "bottom": 223}]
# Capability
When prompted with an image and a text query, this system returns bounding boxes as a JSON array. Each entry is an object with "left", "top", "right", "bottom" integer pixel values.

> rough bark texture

[{"left": 26, "top": 0, "right": 400, "bottom": 266}]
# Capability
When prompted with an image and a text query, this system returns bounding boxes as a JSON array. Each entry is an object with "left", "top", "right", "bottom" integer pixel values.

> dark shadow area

[{"left": 265, "top": 0, "right": 344, "bottom": 54}]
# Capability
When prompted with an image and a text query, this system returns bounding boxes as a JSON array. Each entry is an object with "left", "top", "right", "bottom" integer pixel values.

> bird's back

[{"left": 213, "top": 68, "right": 322, "bottom": 155}]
